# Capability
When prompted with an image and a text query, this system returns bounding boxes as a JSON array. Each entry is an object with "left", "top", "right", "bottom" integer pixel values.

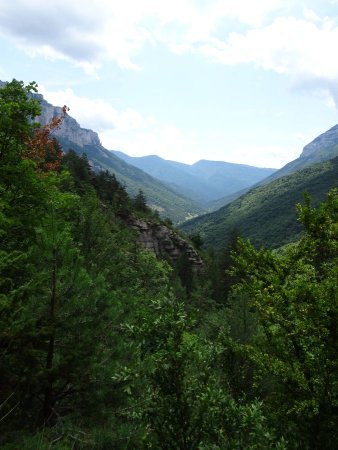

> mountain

[
  {"left": 113, "top": 151, "right": 213, "bottom": 205},
  {"left": 260, "top": 123, "right": 338, "bottom": 185},
  {"left": 34, "top": 95, "right": 205, "bottom": 223},
  {"left": 180, "top": 156, "right": 338, "bottom": 249},
  {"left": 113, "top": 151, "right": 276, "bottom": 208},
  {"left": 180, "top": 123, "right": 338, "bottom": 249},
  {"left": 209, "top": 123, "right": 338, "bottom": 210}
]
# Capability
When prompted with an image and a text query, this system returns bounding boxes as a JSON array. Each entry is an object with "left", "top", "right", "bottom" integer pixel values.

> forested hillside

[
  {"left": 181, "top": 157, "right": 338, "bottom": 249},
  {"left": 1, "top": 80, "right": 337, "bottom": 449}
]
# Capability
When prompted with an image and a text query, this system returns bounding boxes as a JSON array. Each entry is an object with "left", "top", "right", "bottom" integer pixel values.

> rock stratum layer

[{"left": 129, "top": 218, "right": 204, "bottom": 272}]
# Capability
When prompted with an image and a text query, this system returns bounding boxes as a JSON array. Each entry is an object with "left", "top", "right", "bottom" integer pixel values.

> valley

[{"left": 1, "top": 79, "right": 337, "bottom": 450}]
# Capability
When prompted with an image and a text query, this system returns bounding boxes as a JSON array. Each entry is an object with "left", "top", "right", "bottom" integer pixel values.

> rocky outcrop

[
  {"left": 129, "top": 218, "right": 204, "bottom": 272},
  {"left": 35, "top": 96, "right": 102, "bottom": 148},
  {"left": 301, "top": 124, "right": 338, "bottom": 158},
  {"left": 0, "top": 83, "right": 99, "bottom": 149}
]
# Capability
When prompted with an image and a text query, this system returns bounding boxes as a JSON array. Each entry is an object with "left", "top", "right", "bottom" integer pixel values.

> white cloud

[
  {"left": 216, "top": 143, "right": 300, "bottom": 168},
  {"left": 2, "top": 0, "right": 337, "bottom": 109},
  {"left": 101, "top": 125, "right": 200, "bottom": 162},
  {"left": 191, "top": 16, "right": 338, "bottom": 79},
  {"left": 39, "top": 86, "right": 152, "bottom": 133},
  {"left": 303, "top": 7, "right": 322, "bottom": 23},
  {"left": 0, "top": 0, "right": 283, "bottom": 71}
]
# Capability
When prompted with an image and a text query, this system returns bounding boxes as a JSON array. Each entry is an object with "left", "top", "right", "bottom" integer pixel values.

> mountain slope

[
  {"left": 180, "top": 157, "right": 338, "bottom": 249},
  {"left": 113, "top": 151, "right": 214, "bottom": 205},
  {"left": 261, "top": 123, "right": 338, "bottom": 185},
  {"left": 207, "top": 187, "right": 250, "bottom": 211},
  {"left": 113, "top": 151, "right": 276, "bottom": 207},
  {"left": 35, "top": 96, "right": 205, "bottom": 223}
]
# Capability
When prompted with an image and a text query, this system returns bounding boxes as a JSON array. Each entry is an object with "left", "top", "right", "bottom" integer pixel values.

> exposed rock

[
  {"left": 36, "top": 96, "right": 102, "bottom": 148},
  {"left": 0, "top": 83, "right": 100, "bottom": 149},
  {"left": 301, "top": 124, "right": 338, "bottom": 158},
  {"left": 129, "top": 218, "right": 204, "bottom": 272}
]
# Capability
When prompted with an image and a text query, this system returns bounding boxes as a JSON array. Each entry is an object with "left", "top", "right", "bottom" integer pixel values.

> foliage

[
  {"left": 0, "top": 80, "right": 167, "bottom": 446},
  {"left": 1, "top": 79, "right": 336, "bottom": 450},
  {"left": 23, "top": 105, "right": 68, "bottom": 172},
  {"left": 122, "top": 292, "right": 284, "bottom": 449},
  {"left": 230, "top": 189, "right": 338, "bottom": 449},
  {"left": 0, "top": 79, "right": 40, "bottom": 161}
]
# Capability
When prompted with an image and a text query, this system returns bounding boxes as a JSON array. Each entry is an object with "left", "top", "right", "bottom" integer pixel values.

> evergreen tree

[
  {"left": 230, "top": 189, "right": 338, "bottom": 449},
  {"left": 134, "top": 189, "right": 148, "bottom": 212}
]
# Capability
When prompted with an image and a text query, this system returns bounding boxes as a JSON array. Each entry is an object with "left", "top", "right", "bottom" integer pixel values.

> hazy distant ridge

[{"left": 113, "top": 151, "right": 276, "bottom": 208}]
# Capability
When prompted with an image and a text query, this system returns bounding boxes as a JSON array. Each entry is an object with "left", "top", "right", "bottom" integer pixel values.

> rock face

[
  {"left": 129, "top": 218, "right": 204, "bottom": 272},
  {"left": 301, "top": 124, "right": 338, "bottom": 158},
  {"left": 36, "top": 95, "right": 102, "bottom": 148},
  {"left": 0, "top": 84, "right": 100, "bottom": 149}
]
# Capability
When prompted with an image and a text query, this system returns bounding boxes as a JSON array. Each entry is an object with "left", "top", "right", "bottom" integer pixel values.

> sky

[{"left": 1, "top": 0, "right": 338, "bottom": 168}]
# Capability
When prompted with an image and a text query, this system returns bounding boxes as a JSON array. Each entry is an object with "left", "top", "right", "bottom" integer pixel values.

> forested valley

[{"left": 0, "top": 80, "right": 337, "bottom": 449}]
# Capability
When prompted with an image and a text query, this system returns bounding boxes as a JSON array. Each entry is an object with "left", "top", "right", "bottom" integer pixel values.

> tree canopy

[{"left": 0, "top": 80, "right": 337, "bottom": 450}]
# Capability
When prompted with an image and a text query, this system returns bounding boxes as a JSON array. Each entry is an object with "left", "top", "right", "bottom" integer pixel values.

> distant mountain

[
  {"left": 180, "top": 122, "right": 338, "bottom": 249},
  {"left": 113, "top": 151, "right": 213, "bottom": 205},
  {"left": 260, "top": 123, "right": 338, "bottom": 185},
  {"left": 35, "top": 95, "right": 205, "bottom": 223},
  {"left": 113, "top": 151, "right": 276, "bottom": 208},
  {"left": 180, "top": 156, "right": 338, "bottom": 249}
]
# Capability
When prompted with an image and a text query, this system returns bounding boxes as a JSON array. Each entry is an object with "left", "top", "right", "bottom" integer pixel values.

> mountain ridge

[
  {"left": 113, "top": 150, "right": 277, "bottom": 208},
  {"left": 258, "top": 123, "right": 338, "bottom": 186}
]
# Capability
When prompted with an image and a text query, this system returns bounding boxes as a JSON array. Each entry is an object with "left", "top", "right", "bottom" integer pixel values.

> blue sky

[{"left": 1, "top": 0, "right": 338, "bottom": 168}]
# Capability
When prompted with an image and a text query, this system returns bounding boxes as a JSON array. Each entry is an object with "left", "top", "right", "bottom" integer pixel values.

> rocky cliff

[
  {"left": 129, "top": 218, "right": 204, "bottom": 272},
  {"left": 35, "top": 95, "right": 102, "bottom": 148},
  {"left": 301, "top": 123, "right": 338, "bottom": 158},
  {"left": 258, "top": 123, "right": 338, "bottom": 186}
]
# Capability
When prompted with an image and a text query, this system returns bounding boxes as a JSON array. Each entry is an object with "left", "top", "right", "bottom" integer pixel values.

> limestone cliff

[
  {"left": 35, "top": 95, "right": 102, "bottom": 149},
  {"left": 301, "top": 123, "right": 338, "bottom": 158},
  {"left": 129, "top": 218, "right": 204, "bottom": 272}
]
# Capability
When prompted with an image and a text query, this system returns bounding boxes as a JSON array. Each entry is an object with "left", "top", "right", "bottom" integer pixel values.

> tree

[
  {"left": 0, "top": 81, "right": 114, "bottom": 436},
  {"left": 0, "top": 79, "right": 40, "bottom": 161},
  {"left": 23, "top": 105, "right": 68, "bottom": 172},
  {"left": 134, "top": 189, "right": 148, "bottom": 212},
  {"left": 188, "top": 232, "right": 203, "bottom": 250},
  {"left": 230, "top": 189, "right": 338, "bottom": 449},
  {"left": 124, "top": 287, "right": 285, "bottom": 449}
]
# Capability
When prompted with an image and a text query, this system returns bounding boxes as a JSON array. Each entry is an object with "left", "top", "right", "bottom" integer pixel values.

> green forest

[
  {"left": 180, "top": 157, "right": 338, "bottom": 249},
  {"left": 0, "top": 80, "right": 337, "bottom": 449}
]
